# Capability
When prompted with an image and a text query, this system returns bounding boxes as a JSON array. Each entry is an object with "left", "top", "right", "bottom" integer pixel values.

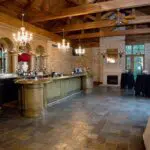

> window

[
  {"left": 125, "top": 44, "right": 145, "bottom": 55},
  {"left": 125, "top": 44, "right": 145, "bottom": 79},
  {"left": 125, "top": 45, "right": 132, "bottom": 55}
]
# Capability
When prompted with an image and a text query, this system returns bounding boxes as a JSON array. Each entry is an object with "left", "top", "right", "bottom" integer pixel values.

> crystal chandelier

[
  {"left": 57, "top": 29, "right": 70, "bottom": 51},
  {"left": 13, "top": 13, "right": 33, "bottom": 46},
  {"left": 75, "top": 39, "right": 85, "bottom": 56}
]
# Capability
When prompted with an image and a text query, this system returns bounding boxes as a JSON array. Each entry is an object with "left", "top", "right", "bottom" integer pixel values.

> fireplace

[{"left": 107, "top": 75, "right": 118, "bottom": 85}]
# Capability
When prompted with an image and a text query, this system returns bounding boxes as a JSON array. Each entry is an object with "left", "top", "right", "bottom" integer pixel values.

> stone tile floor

[{"left": 0, "top": 87, "right": 150, "bottom": 150}]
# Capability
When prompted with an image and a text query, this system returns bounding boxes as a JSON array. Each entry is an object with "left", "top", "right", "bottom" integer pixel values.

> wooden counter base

[
  {"left": 18, "top": 84, "right": 44, "bottom": 117},
  {"left": 16, "top": 74, "right": 93, "bottom": 117}
]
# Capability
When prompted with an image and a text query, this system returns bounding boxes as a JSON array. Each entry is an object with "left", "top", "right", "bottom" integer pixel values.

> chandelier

[
  {"left": 57, "top": 29, "right": 70, "bottom": 51},
  {"left": 13, "top": 13, "right": 33, "bottom": 46},
  {"left": 75, "top": 39, "right": 85, "bottom": 56}
]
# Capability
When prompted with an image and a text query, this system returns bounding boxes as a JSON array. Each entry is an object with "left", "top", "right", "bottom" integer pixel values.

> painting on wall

[{"left": 106, "top": 49, "right": 118, "bottom": 64}]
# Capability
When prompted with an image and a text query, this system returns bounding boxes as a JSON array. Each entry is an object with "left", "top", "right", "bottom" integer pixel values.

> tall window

[{"left": 125, "top": 44, "right": 145, "bottom": 78}]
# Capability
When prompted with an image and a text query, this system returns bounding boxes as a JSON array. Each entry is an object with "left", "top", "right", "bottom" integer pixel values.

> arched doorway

[
  {"left": 0, "top": 37, "right": 14, "bottom": 73},
  {"left": 35, "top": 45, "right": 47, "bottom": 72}
]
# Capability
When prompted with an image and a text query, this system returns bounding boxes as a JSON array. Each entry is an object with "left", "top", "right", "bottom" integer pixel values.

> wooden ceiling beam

[
  {"left": 24, "top": 0, "right": 36, "bottom": 12},
  {"left": 67, "top": 28, "right": 150, "bottom": 39},
  {"left": 29, "top": 0, "right": 150, "bottom": 23},
  {"left": 84, "top": 14, "right": 96, "bottom": 21},
  {"left": 51, "top": 16, "right": 150, "bottom": 33},
  {"left": 0, "top": 0, "right": 7, "bottom": 4},
  {"left": 0, "top": 12, "right": 61, "bottom": 42}
]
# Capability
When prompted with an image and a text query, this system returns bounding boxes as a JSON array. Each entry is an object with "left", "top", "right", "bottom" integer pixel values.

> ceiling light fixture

[
  {"left": 13, "top": 13, "right": 33, "bottom": 46},
  {"left": 57, "top": 29, "right": 70, "bottom": 52},
  {"left": 75, "top": 39, "right": 85, "bottom": 56}
]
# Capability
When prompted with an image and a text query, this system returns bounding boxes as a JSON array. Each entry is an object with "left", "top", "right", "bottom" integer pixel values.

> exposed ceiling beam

[
  {"left": 67, "top": 28, "right": 150, "bottom": 39},
  {"left": 51, "top": 16, "right": 150, "bottom": 33},
  {"left": 65, "top": 0, "right": 80, "bottom": 5},
  {"left": 24, "top": 0, "right": 36, "bottom": 12},
  {"left": 0, "top": 0, "right": 7, "bottom": 4},
  {"left": 0, "top": 12, "right": 61, "bottom": 42},
  {"left": 101, "top": 11, "right": 114, "bottom": 19},
  {"left": 84, "top": 14, "right": 96, "bottom": 21},
  {"left": 29, "top": 0, "right": 150, "bottom": 23}
]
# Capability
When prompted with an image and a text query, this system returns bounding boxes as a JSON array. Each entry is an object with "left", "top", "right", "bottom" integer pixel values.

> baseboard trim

[{"left": 47, "top": 91, "right": 83, "bottom": 107}]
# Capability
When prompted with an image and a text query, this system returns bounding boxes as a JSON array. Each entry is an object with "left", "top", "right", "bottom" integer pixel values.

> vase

[{"left": 22, "top": 62, "right": 28, "bottom": 72}]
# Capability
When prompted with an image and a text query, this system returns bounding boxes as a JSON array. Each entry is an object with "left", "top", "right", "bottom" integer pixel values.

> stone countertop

[
  {"left": 15, "top": 74, "right": 86, "bottom": 85},
  {"left": 15, "top": 77, "right": 53, "bottom": 85},
  {"left": 0, "top": 73, "right": 18, "bottom": 79},
  {"left": 52, "top": 74, "right": 86, "bottom": 80}
]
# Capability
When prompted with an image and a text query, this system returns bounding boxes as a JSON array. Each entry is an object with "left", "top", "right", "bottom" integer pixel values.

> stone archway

[
  {"left": 36, "top": 45, "right": 45, "bottom": 56},
  {"left": 35, "top": 45, "right": 47, "bottom": 72},
  {"left": 18, "top": 43, "right": 32, "bottom": 54},
  {"left": 0, "top": 37, "right": 14, "bottom": 52},
  {"left": 0, "top": 37, "right": 14, "bottom": 73}
]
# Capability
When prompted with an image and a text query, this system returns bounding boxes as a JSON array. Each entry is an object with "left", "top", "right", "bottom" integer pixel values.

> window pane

[
  {"left": 133, "top": 45, "right": 138, "bottom": 50},
  {"left": 139, "top": 45, "right": 144, "bottom": 49},
  {"left": 133, "top": 45, "right": 138, "bottom": 54},
  {"left": 134, "top": 56, "right": 143, "bottom": 79},
  {"left": 139, "top": 45, "right": 145, "bottom": 54},
  {"left": 126, "top": 56, "right": 131, "bottom": 70},
  {"left": 133, "top": 44, "right": 144, "bottom": 54},
  {"left": 125, "top": 45, "right": 132, "bottom": 54}
]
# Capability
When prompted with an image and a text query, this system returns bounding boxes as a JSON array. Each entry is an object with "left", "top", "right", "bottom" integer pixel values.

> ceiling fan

[{"left": 115, "top": 8, "right": 136, "bottom": 25}]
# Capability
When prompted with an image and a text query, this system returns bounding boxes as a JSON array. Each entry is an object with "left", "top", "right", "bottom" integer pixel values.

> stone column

[
  {"left": 30, "top": 54, "right": 35, "bottom": 71},
  {"left": 20, "top": 84, "right": 44, "bottom": 117},
  {"left": 43, "top": 55, "right": 48, "bottom": 69},
  {"left": 11, "top": 52, "right": 18, "bottom": 73},
  {"left": 82, "top": 76, "right": 93, "bottom": 94}
]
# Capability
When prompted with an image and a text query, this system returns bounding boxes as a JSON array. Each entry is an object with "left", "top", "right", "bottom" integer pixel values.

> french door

[
  {"left": 125, "top": 44, "right": 145, "bottom": 79},
  {"left": 126, "top": 55, "right": 144, "bottom": 78}
]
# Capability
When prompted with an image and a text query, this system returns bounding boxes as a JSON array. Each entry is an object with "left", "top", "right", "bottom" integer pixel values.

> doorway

[{"left": 125, "top": 44, "right": 145, "bottom": 79}]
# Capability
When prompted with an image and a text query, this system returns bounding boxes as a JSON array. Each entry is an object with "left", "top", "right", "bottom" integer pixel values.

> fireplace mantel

[{"left": 103, "top": 70, "right": 121, "bottom": 87}]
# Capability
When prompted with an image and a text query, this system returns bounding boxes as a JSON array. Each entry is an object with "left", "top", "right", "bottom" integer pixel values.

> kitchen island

[{"left": 16, "top": 74, "right": 92, "bottom": 117}]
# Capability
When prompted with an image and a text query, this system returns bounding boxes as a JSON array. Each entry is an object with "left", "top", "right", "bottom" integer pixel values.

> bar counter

[{"left": 16, "top": 74, "right": 92, "bottom": 117}]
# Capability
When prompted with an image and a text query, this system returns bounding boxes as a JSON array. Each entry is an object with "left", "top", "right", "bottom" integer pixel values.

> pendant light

[
  {"left": 75, "top": 39, "right": 85, "bottom": 56},
  {"left": 13, "top": 13, "right": 33, "bottom": 46},
  {"left": 57, "top": 29, "right": 70, "bottom": 52}
]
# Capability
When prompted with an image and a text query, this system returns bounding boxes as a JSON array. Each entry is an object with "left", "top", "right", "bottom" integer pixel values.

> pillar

[
  {"left": 11, "top": 52, "right": 18, "bottom": 73},
  {"left": 30, "top": 54, "right": 35, "bottom": 71},
  {"left": 20, "top": 84, "right": 44, "bottom": 117}
]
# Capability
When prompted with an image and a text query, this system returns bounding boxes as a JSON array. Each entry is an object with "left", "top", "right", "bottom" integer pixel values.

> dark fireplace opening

[{"left": 107, "top": 75, "right": 118, "bottom": 85}]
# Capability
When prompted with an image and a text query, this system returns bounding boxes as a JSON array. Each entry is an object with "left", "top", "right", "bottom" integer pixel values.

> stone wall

[
  {"left": 2, "top": 20, "right": 150, "bottom": 80},
  {"left": 0, "top": 23, "right": 92, "bottom": 74},
  {"left": 48, "top": 41, "right": 92, "bottom": 74},
  {"left": 99, "top": 36, "right": 125, "bottom": 85}
]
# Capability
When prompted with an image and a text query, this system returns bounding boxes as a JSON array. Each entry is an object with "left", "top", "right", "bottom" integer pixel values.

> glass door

[
  {"left": 126, "top": 56, "right": 132, "bottom": 71},
  {"left": 133, "top": 56, "right": 144, "bottom": 78},
  {"left": 125, "top": 44, "right": 145, "bottom": 79}
]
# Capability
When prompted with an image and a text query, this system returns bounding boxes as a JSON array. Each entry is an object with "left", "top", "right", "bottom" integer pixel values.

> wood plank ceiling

[{"left": 0, "top": 0, "right": 150, "bottom": 47}]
